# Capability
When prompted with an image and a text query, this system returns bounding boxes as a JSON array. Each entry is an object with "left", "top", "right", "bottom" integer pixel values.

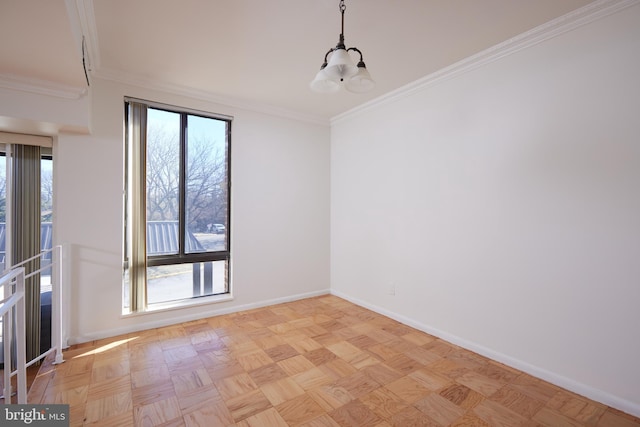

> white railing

[
  {"left": 1, "top": 245, "right": 65, "bottom": 403},
  {"left": 0, "top": 267, "right": 27, "bottom": 404}
]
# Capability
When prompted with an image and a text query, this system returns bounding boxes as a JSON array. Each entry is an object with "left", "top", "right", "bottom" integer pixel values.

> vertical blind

[
  {"left": 1, "top": 132, "right": 52, "bottom": 363},
  {"left": 125, "top": 102, "right": 148, "bottom": 312},
  {"left": 11, "top": 144, "right": 42, "bottom": 362}
]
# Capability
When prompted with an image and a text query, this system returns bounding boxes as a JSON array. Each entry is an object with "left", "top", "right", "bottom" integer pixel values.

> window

[{"left": 124, "top": 99, "right": 231, "bottom": 312}]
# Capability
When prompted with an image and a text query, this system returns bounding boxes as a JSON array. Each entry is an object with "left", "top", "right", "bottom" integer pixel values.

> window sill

[{"left": 122, "top": 293, "right": 234, "bottom": 317}]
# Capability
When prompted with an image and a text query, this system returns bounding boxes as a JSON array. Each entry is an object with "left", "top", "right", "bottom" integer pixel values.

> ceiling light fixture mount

[{"left": 310, "top": 0, "right": 375, "bottom": 93}]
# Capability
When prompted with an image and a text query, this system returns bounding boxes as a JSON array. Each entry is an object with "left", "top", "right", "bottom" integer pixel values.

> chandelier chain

[{"left": 340, "top": 0, "right": 346, "bottom": 40}]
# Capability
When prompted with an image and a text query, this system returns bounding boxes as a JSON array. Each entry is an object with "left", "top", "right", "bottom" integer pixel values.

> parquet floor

[{"left": 25, "top": 295, "right": 640, "bottom": 426}]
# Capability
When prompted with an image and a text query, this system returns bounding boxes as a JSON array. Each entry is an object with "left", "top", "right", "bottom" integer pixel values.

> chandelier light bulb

[
  {"left": 345, "top": 62, "right": 375, "bottom": 93},
  {"left": 324, "top": 49, "right": 359, "bottom": 81}
]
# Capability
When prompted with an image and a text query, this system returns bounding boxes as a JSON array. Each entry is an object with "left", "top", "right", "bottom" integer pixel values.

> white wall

[
  {"left": 331, "top": 4, "right": 640, "bottom": 416},
  {"left": 55, "top": 77, "right": 330, "bottom": 343}
]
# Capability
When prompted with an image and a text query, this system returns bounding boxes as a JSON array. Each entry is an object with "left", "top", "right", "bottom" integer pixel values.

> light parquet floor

[{"left": 26, "top": 295, "right": 640, "bottom": 426}]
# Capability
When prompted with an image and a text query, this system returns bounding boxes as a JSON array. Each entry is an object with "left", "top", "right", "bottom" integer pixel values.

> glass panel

[
  {"left": 0, "top": 154, "right": 4, "bottom": 365},
  {"left": 147, "top": 260, "right": 227, "bottom": 304},
  {"left": 41, "top": 157, "right": 53, "bottom": 222},
  {"left": 185, "top": 115, "right": 228, "bottom": 253},
  {"left": 146, "top": 108, "right": 181, "bottom": 255},
  {"left": 41, "top": 156, "right": 53, "bottom": 291},
  {"left": 0, "top": 153, "right": 5, "bottom": 271},
  {"left": 41, "top": 155, "right": 53, "bottom": 354},
  {"left": 122, "top": 268, "right": 130, "bottom": 311}
]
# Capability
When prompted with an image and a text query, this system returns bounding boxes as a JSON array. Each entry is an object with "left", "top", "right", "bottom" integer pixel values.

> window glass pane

[
  {"left": 185, "top": 115, "right": 228, "bottom": 253},
  {"left": 41, "top": 156, "right": 53, "bottom": 290},
  {"left": 146, "top": 108, "right": 181, "bottom": 255},
  {"left": 41, "top": 157, "right": 53, "bottom": 223},
  {"left": 0, "top": 154, "right": 5, "bottom": 270},
  {"left": 147, "top": 260, "right": 228, "bottom": 304}
]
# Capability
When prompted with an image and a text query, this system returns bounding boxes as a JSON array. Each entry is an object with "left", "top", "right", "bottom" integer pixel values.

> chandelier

[{"left": 310, "top": 0, "right": 375, "bottom": 93}]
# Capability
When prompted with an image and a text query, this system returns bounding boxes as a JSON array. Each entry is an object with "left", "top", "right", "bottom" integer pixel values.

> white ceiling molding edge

[
  {"left": 92, "top": 67, "right": 330, "bottom": 126},
  {"left": 66, "top": 0, "right": 100, "bottom": 73},
  {"left": 0, "top": 73, "right": 87, "bottom": 100},
  {"left": 331, "top": 0, "right": 640, "bottom": 126}
]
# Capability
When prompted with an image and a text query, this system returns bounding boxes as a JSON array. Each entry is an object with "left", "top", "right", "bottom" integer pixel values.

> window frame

[{"left": 123, "top": 97, "right": 232, "bottom": 312}]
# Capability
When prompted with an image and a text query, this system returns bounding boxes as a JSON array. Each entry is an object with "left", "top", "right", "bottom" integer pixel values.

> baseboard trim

[
  {"left": 330, "top": 289, "right": 640, "bottom": 418},
  {"left": 69, "top": 289, "right": 331, "bottom": 345}
]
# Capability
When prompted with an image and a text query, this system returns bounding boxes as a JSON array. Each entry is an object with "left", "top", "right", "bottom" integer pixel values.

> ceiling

[{"left": 1, "top": 0, "right": 596, "bottom": 123}]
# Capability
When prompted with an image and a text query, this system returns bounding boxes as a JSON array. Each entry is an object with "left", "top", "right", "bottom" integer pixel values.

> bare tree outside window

[
  {"left": 146, "top": 109, "right": 180, "bottom": 224},
  {"left": 41, "top": 159, "right": 53, "bottom": 222},
  {"left": 185, "top": 114, "right": 228, "bottom": 251}
]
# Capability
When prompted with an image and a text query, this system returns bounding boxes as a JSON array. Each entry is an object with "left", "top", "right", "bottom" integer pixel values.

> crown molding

[
  {"left": 93, "top": 67, "right": 330, "bottom": 126},
  {"left": 0, "top": 1, "right": 92, "bottom": 100},
  {"left": 74, "top": 0, "right": 328, "bottom": 126},
  {"left": 0, "top": 73, "right": 88, "bottom": 100},
  {"left": 70, "top": 0, "right": 100, "bottom": 72},
  {"left": 332, "top": 0, "right": 640, "bottom": 125},
  {"left": 71, "top": 0, "right": 638, "bottom": 127}
]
